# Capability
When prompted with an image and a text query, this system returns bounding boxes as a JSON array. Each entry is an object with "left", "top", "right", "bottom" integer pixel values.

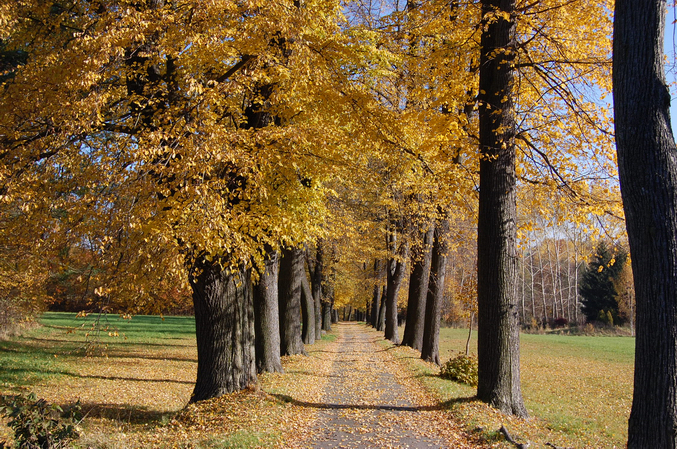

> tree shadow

[
  {"left": 70, "top": 401, "right": 178, "bottom": 424},
  {"left": 65, "top": 373, "right": 194, "bottom": 385},
  {"left": 270, "top": 393, "right": 472, "bottom": 412}
]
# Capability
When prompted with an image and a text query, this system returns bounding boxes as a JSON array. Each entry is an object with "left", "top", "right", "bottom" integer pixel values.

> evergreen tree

[{"left": 579, "top": 242, "right": 628, "bottom": 324}]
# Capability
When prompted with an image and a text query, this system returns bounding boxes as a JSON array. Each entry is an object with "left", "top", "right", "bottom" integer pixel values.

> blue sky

[{"left": 667, "top": 8, "right": 677, "bottom": 131}]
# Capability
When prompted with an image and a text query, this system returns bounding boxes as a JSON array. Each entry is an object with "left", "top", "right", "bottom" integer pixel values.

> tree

[
  {"left": 421, "top": 218, "right": 449, "bottom": 365},
  {"left": 190, "top": 261, "right": 256, "bottom": 402},
  {"left": 402, "top": 225, "right": 434, "bottom": 351},
  {"left": 0, "top": 0, "right": 351, "bottom": 402},
  {"left": 579, "top": 242, "right": 627, "bottom": 324},
  {"left": 253, "top": 249, "right": 283, "bottom": 373},
  {"left": 278, "top": 247, "right": 307, "bottom": 356},
  {"left": 613, "top": 0, "right": 677, "bottom": 446},
  {"left": 476, "top": 0, "right": 528, "bottom": 418},
  {"left": 384, "top": 222, "right": 409, "bottom": 344},
  {"left": 300, "top": 261, "right": 316, "bottom": 345}
]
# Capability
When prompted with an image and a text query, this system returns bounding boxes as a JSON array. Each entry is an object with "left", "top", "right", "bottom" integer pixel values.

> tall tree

[
  {"left": 421, "top": 218, "right": 449, "bottom": 365},
  {"left": 384, "top": 225, "right": 409, "bottom": 344},
  {"left": 579, "top": 242, "right": 627, "bottom": 324},
  {"left": 253, "top": 249, "right": 283, "bottom": 373},
  {"left": 476, "top": 0, "right": 528, "bottom": 418},
  {"left": 613, "top": 0, "right": 677, "bottom": 446},
  {"left": 278, "top": 247, "right": 307, "bottom": 356},
  {"left": 190, "top": 261, "right": 256, "bottom": 402},
  {"left": 370, "top": 259, "right": 384, "bottom": 327},
  {"left": 300, "top": 264, "right": 316, "bottom": 345},
  {"left": 402, "top": 225, "right": 434, "bottom": 350}
]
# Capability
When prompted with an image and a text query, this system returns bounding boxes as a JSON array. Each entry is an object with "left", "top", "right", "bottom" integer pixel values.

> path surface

[{"left": 300, "top": 323, "right": 476, "bottom": 448}]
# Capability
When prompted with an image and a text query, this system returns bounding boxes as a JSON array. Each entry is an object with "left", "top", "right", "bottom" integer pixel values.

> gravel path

[{"left": 301, "top": 323, "right": 477, "bottom": 448}]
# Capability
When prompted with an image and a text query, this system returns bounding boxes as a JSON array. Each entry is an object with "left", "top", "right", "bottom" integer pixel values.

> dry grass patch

[
  {"left": 384, "top": 326, "right": 633, "bottom": 448},
  {"left": 0, "top": 313, "right": 336, "bottom": 448}
]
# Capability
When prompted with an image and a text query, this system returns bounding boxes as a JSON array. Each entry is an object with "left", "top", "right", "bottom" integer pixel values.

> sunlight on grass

[{"left": 388, "top": 327, "right": 634, "bottom": 448}]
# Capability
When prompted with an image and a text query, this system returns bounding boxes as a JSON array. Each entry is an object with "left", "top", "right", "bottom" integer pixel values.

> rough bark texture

[
  {"left": 309, "top": 243, "right": 324, "bottom": 338},
  {"left": 385, "top": 236, "right": 408, "bottom": 344},
  {"left": 370, "top": 259, "right": 384, "bottom": 328},
  {"left": 322, "top": 301, "right": 333, "bottom": 331},
  {"left": 279, "top": 247, "right": 306, "bottom": 356},
  {"left": 421, "top": 220, "right": 449, "bottom": 365},
  {"left": 190, "top": 261, "right": 256, "bottom": 402},
  {"left": 371, "top": 282, "right": 382, "bottom": 328},
  {"left": 402, "top": 226, "right": 435, "bottom": 350},
  {"left": 301, "top": 268, "right": 316, "bottom": 344},
  {"left": 476, "top": 0, "right": 528, "bottom": 418},
  {"left": 377, "top": 285, "right": 386, "bottom": 332},
  {"left": 253, "top": 250, "right": 283, "bottom": 373},
  {"left": 614, "top": 1, "right": 677, "bottom": 446}
]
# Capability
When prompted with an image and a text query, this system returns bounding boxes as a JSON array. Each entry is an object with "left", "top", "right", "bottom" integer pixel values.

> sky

[{"left": 667, "top": 8, "right": 677, "bottom": 131}]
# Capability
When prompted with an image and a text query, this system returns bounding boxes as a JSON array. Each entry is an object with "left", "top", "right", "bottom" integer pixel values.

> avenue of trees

[{"left": 0, "top": 0, "right": 674, "bottom": 445}]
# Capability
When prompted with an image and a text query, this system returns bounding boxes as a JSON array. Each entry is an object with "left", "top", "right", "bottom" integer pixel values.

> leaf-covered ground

[
  {"left": 297, "top": 322, "right": 481, "bottom": 448},
  {"left": 1, "top": 315, "right": 632, "bottom": 448}
]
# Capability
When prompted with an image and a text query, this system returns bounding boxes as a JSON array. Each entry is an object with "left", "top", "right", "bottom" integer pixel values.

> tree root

[{"left": 499, "top": 425, "right": 530, "bottom": 448}]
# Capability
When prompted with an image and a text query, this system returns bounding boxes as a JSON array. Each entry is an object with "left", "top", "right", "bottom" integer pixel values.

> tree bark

[
  {"left": 377, "top": 285, "right": 387, "bottom": 331},
  {"left": 190, "top": 260, "right": 256, "bottom": 402},
  {"left": 308, "top": 242, "right": 324, "bottom": 338},
  {"left": 476, "top": 0, "right": 528, "bottom": 418},
  {"left": 614, "top": 1, "right": 677, "bottom": 446},
  {"left": 371, "top": 284, "right": 382, "bottom": 327},
  {"left": 300, "top": 265, "right": 316, "bottom": 345},
  {"left": 322, "top": 300, "right": 333, "bottom": 331},
  {"left": 253, "top": 250, "right": 283, "bottom": 373},
  {"left": 278, "top": 247, "right": 306, "bottom": 356},
  {"left": 370, "top": 259, "right": 383, "bottom": 327},
  {"left": 402, "top": 225, "right": 435, "bottom": 350},
  {"left": 421, "top": 220, "right": 449, "bottom": 365},
  {"left": 385, "top": 236, "right": 409, "bottom": 344}
]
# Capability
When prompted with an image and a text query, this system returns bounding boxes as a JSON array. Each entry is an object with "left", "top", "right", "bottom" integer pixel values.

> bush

[
  {"left": 440, "top": 353, "right": 478, "bottom": 387},
  {"left": 0, "top": 393, "right": 81, "bottom": 448},
  {"left": 553, "top": 317, "right": 569, "bottom": 328}
]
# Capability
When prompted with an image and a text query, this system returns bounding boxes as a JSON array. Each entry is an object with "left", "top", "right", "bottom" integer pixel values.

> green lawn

[
  {"left": 433, "top": 327, "right": 634, "bottom": 448},
  {"left": 0, "top": 312, "right": 196, "bottom": 391}
]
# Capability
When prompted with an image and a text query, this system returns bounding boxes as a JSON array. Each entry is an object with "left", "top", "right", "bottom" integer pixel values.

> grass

[
  {"left": 388, "top": 326, "right": 634, "bottom": 448},
  {"left": 0, "top": 312, "right": 336, "bottom": 448},
  {"left": 1, "top": 314, "right": 634, "bottom": 448}
]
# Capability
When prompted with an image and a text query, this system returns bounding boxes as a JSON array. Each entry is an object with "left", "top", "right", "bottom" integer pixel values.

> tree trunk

[
  {"left": 614, "top": 1, "right": 677, "bottom": 446},
  {"left": 309, "top": 242, "right": 324, "bottom": 338},
  {"left": 279, "top": 247, "right": 306, "bottom": 356},
  {"left": 370, "top": 259, "right": 383, "bottom": 327},
  {"left": 421, "top": 220, "right": 449, "bottom": 365},
  {"left": 371, "top": 282, "right": 381, "bottom": 327},
  {"left": 190, "top": 260, "right": 256, "bottom": 403},
  {"left": 402, "top": 226, "right": 435, "bottom": 350},
  {"left": 376, "top": 285, "right": 386, "bottom": 331},
  {"left": 385, "top": 241, "right": 408, "bottom": 344},
  {"left": 476, "top": 0, "right": 528, "bottom": 418},
  {"left": 253, "top": 250, "right": 283, "bottom": 373},
  {"left": 322, "top": 301, "right": 332, "bottom": 331},
  {"left": 300, "top": 266, "right": 316, "bottom": 345}
]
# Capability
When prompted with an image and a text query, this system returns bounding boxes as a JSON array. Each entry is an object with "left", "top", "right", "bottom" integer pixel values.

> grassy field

[
  {"left": 0, "top": 312, "right": 335, "bottom": 448},
  {"left": 1, "top": 314, "right": 634, "bottom": 448},
  {"left": 387, "top": 326, "right": 634, "bottom": 448}
]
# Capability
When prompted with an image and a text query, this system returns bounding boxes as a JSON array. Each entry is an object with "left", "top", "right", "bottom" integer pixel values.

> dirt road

[{"left": 299, "top": 323, "right": 478, "bottom": 448}]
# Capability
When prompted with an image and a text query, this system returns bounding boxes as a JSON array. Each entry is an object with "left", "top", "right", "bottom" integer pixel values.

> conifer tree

[{"left": 579, "top": 242, "right": 627, "bottom": 324}]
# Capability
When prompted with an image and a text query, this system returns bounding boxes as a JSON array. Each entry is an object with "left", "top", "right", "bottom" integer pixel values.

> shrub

[
  {"left": 0, "top": 393, "right": 81, "bottom": 448},
  {"left": 553, "top": 317, "right": 569, "bottom": 328},
  {"left": 440, "top": 353, "right": 479, "bottom": 387}
]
